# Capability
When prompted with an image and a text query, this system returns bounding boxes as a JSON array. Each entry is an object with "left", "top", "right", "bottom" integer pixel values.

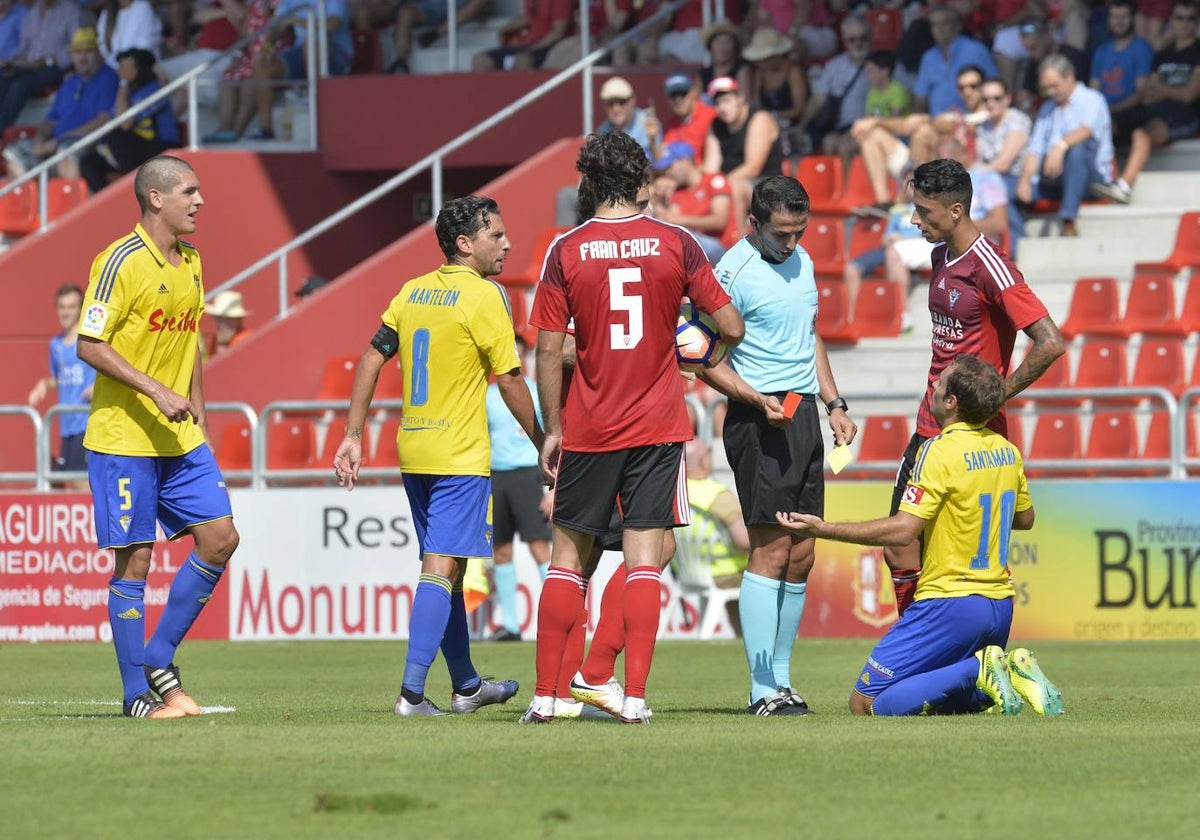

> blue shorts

[
  {"left": 854, "top": 595, "right": 1012, "bottom": 699},
  {"left": 88, "top": 446, "right": 233, "bottom": 549},
  {"left": 403, "top": 473, "right": 493, "bottom": 559},
  {"left": 279, "top": 44, "right": 350, "bottom": 80}
]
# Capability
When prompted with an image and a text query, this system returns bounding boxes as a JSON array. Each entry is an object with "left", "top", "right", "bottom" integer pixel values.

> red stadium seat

[
  {"left": 1134, "top": 211, "right": 1200, "bottom": 275},
  {"left": 215, "top": 421, "right": 253, "bottom": 472},
  {"left": 797, "top": 156, "right": 843, "bottom": 214},
  {"left": 866, "top": 8, "right": 904, "bottom": 50},
  {"left": 499, "top": 225, "right": 566, "bottom": 288},
  {"left": 852, "top": 281, "right": 904, "bottom": 337},
  {"left": 1026, "top": 412, "right": 1083, "bottom": 478},
  {"left": 317, "top": 354, "right": 359, "bottom": 401},
  {"left": 1059, "top": 276, "right": 1124, "bottom": 339},
  {"left": 0, "top": 181, "right": 37, "bottom": 235},
  {"left": 320, "top": 415, "right": 372, "bottom": 468},
  {"left": 805, "top": 216, "right": 845, "bottom": 274},
  {"left": 372, "top": 417, "right": 401, "bottom": 469},
  {"left": 1131, "top": 336, "right": 1186, "bottom": 397},
  {"left": 834, "top": 156, "right": 887, "bottom": 217},
  {"left": 848, "top": 215, "right": 886, "bottom": 264},
  {"left": 849, "top": 414, "right": 910, "bottom": 478},
  {"left": 350, "top": 29, "right": 383, "bottom": 75},
  {"left": 1008, "top": 344, "right": 1072, "bottom": 409},
  {"left": 46, "top": 178, "right": 87, "bottom": 220},
  {"left": 1004, "top": 413, "right": 1026, "bottom": 454},
  {"left": 1123, "top": 273, "right": 1177, "bottom": 335},
  {"left": 1073, "top": 338, "right": 1129, "bottom": 403},
  {"left": 1172, "top": 273, "right": 1200, "bottom": 335},
  {"left": 1083, "top": 410, "right": 1138, "bottom": 473},
  {"left": 816, "top": 279, "right": 857, "bottom": 344},
  {"left": 1142, "top": 410, "right": 1199, "bottom": 475},
  {"left": 375, "top": 360, "right": 405, "bottom": 402},
  {"left": 267, "top": 419, "right": 316, "bottom": 470}
]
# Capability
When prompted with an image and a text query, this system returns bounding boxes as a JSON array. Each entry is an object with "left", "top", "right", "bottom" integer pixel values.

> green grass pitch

[{"left": 2, "top": 639, "right": 1197, "bottom": 839}]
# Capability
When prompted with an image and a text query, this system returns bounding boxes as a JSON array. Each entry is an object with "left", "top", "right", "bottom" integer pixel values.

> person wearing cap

[
  {"left": 471, "top": 0, "right": 571, "bottom": 72},
  {"left": 703, "top": 75, "right": 783, "bottom": 235},
  {"left": 0, "top": 0, "right": 87, "bottom": 132},
  {"left": 597, "top": 75, "right": 659, "bottom": 158},
  {"left": 1, "top": 27, "right": 119, "bottom": 180},
  {"left": 653, "top": 140, "right": 731, "bottom": 263},
  {"left": 699, "top": 18, "right": 752, "bottom": 95},
  {"left": 658, "top": 71, "right": 716, "bottom": 161},
  {"left": 743, "top": 26, "right": 807, "bottom": 127},
  {"left": 207, "top": 290, "right": 253, "bottom": 357}
]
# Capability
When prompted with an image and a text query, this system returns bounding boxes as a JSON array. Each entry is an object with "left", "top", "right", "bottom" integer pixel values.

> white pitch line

[{"left": 6, "top": 699, "right": 237, "bottom": 715}]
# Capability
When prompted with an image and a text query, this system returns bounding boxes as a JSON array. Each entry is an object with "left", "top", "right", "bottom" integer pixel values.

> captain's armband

[{"left": 370, "top": 324, "right": 400, "bottom": 359}]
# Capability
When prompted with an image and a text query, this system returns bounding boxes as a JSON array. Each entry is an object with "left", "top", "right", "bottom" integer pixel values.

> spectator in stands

[
  {"left": 796, "top": 13, "right": 871, "bottom": 162},
  {"left": 206, "top": 289, "right": 252, "bottom": 356},
  {"left": 657, "top": 71, "right": 716, "bottom": 161},
  {"left": 0, "top": 0, "right": 28, "bottom": 65},
  {"left": 1096, "top": 0, "right": 1200, "bottom": 203},
  {"left": 0, "top": 0, "right": 87, "bottom": 132},
  {"left": 471, "top": 0, "right": 570, "bottom": 71},
  {"left": 201, "top": 0, "right": 273, "bottom": 143},
  {"left": 679, "top": 437, "right": 749, "bottom": 637},
  {"left": 596, "top": 75, "right": 659, "bottom": 158},
  {"left": 843, "top": 188, "right": 923, "bottom": 331},
  {"left": 1137, "top": 0, "right": 1175, "bottom": 50},
  {"left": 976, "top": 77, "right": 1032, "bottom": 192},
  {"left": 912, "top": 7, "right": 998, "bottom": 116},
  {"left": 1013, "top": 54, "right": 1116, "bottom": 237},
  {"left": 704, "top": 76, "right": 783, "bottom": 232},
  {"left": 864, "top": 49, "right": 911, "bottom": 120},
  {"left": 386, "top": 0, "right": 491, "bottom": 74},
  {"left": 2, "top": 28, "right": 119, "bottom": 180},
  {"left": 244, "top": 0, "right": 354, "bottom": 140},
  {"left": 611, "top": 0, "right": 665, "bottom": 66},
  {"left": 749, "top": 0, "right": 836, "bottom": 62},
  {"left": 744, "top": 26, "right": 808, "bottom": 131},
  {"left": 27, "top": 283, "right": 95, "bottom": 483},
  {"left": 542, "top": 0, "right": 631, "bottom": 69},
  {"left": 660, "top": 0, "right": 743, "bottom": 65},
  {"left": 652, "top": 140, "right": 732, "bottom": 263},
  {"left": 96, "top": 0, "right": 163, "bottom": 69},
  {"left": 79, "top": 48, "right": 180, "bottom": 194},
  {"left": 158, "top": 0, "right": 241, "bottom": 110},
  {"left": 698, "top": 18, "right": 752, "bottom": 95},
  {"left": 1014, "top": 17, "right": 1089, "bottom": 114},
  {"left": 1091, "top": 0, "right": 1156, "bottom": 113}
]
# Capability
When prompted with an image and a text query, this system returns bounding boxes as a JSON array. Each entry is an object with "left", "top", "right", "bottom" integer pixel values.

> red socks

[
  {"left": 535, "top": 567, "right": 584, "bottom": 697},
  {"left": 579, "top": 563, "right": 627, "bottom": 686},
  {"left": 892, "top": 569, "right": 921, "bottom": 617},
  {"left": 621, "top": 566, "right": 662, "bottom": 699}
]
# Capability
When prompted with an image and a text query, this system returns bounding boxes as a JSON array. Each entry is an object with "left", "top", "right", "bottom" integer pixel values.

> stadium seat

[
  {"left": 375, "top": 360, "right": 405, "bottom": 403},
  {"left": 1142, "top": 410, "right": 1199, "bottom": 475},
  {"left": 1083, "top": 410, "right": 1139, "bottom": 474},
  {"left": 848, "top": 216, "right": 886, "bottom": 265},
  {"left": 1131, "top": 336, "right": 1186, "bottom": 397},
  {"left": 1072, "top": 338, "right": 1129, "bottom": 402},
  {"left": 1025, "top": 412, "right": 1083, "bottom": 478},
  {"left": 805, "top": 216, "right": 845, "bottom": 274},
  {"left": 1172, "top": 273, "right": 1200, "bottom": 335},
  {"left": 866, "top": 8, "right": 904, "bottom": 50},
  {"left": 1059, "top": 276, "right": 1124, "bottom": 339},
  {"left": 797, "top": 156, "right": 843, "bottom": 214},
  {"left": 852, "top": 280, "right": 904, "bottom": 337},
  {"left": 1004, "top": 413, "right": 1026, "bottom": 454},
  {"left": 816, "top": 279, "right": 857, "bottom": 344},
  {"left": 46, "top": 178, "right": 87, "bottom": 220},
  {"left": 350, "top": 29, "right": 383, "bottom": 75},
  {"left": 1134, "top": 211, "right": 1200, "bottom": 275},
  {"left": 834, "top": 156, "right": 886, "bottom": 216},
  {"left": 320, "top": 415, "right": 372, "bottom": 469},
  {"left": 1008, "top": 344, "right": 1071, "bottom": 409},
  {"left": 215, "top": 421, "right": 253, "bottom": 472},
  {"left": 317, "top": 354, "right": 359, "bottom": 401},
  {"left": 0, "top": 181, "right": 37, "bottom": 235},
  {"left": 267, "top": 419, "right": 316, "bottom": 470},
  {"left": 373, "top": 417, "right": 401, "bottom": 469},
  {"left": 849, "top": 414, "right": 909, "bottom": 478},
  {"left": 1123, "top": 273, "right": 1177, "bottom": 335},
  {"left": 498, "top": 225, "right": 566, "bottom": 288}
]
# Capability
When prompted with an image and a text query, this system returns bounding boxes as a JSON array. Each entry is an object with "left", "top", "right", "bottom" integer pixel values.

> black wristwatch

[{"left": 825, "top": 397, "right": 849, "bottom": 416}]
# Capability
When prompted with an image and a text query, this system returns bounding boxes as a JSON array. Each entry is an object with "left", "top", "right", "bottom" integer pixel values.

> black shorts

[
  {"left": 889, "top": 433, "right": 929, "bottom": 515},
  {"left": 1113, "top": 103, "right": 1200, "bottom": 145},
  {"left": 722, "top": 394, "right": 824, "bottom": 526},
  {"left": 492, "top": 466, "right": 551, "bottom": 545},
  {"left": 54, "top": 433, "right": 88, "bottom": 472},
  {"left": 552, "top": 443, "right": 687, "bottom": 536}
]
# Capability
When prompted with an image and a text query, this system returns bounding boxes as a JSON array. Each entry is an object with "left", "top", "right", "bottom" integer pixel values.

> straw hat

[
  {"left": 209, "top": 290, "right": 249, "bottom": 319},
  {"left": 702, "top": 20, "right": 746, "bottom": 50},
  {"left": 742, "top": 27, "right": 794, "bottom": 62}
]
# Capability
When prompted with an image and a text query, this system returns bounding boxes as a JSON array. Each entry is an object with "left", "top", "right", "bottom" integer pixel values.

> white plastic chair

[{"left": 671, "top": 515, "right": 741, "bottom": 640}]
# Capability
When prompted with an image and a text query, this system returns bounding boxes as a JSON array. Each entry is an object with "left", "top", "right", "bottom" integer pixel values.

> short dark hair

[
  {"left": 982, "top": 76, "right": 1009, "bottom": 94},
  {"left": 134, "top": 155, "right": 193, "bottom": 213},
  {"left": 750, "top": 175, "right": 810, "bottom": 222},
  {"left": 911, "top": 158, "right": 972, "bottom": 212},
  {"left": 576, "top": 131, "right": 651, "bottom": 211},
  {"left": 1108, "top": 0, "right": 1136, "bottom": 13},
  {"left": 56, "top": 283, "right": 83, "bottom": 301},
  {"left": 945, "top": 354, "right": 1005, "bottom": 425},
  {"left": 116, "top": 48, "right": 157, "bottom": 85},
  {"left": 435, "top": 196, "right": 500, "bottom": 260},
  {"left": 956, "top": 63, "right": 986, "bottom": 83},
  {"left": 865, "top": 50, "right": 895, "bottom": 75}
]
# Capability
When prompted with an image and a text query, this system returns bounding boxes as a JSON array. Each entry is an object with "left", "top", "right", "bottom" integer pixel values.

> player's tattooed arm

[{"left": 1006, "top": 316, "right": 1066, "bottom": 400}]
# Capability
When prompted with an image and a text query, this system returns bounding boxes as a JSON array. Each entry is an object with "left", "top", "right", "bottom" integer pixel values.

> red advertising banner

[{"left": 0, "top": 493, "right": 229, "bottom": 643}]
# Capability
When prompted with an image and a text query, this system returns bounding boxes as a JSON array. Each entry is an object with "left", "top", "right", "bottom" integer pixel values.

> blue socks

[
  {"left": 441, "top": 584, "right": 479, "bottom": 693},
  {"left": 107, "top": 578, "right": 149, "bottom": 703},
  {"left": 492, "top": 561, "right": 520, "bottom": 635},
  {"left": 739, "top": 571, "right": 782, "bottom": 703},
  {"left": 871, "top": 658, "right": 979, "bottom": 716},
  {"left": 773, "top": 581, "right": 807, "bottom": 690},
  {"left": 145, "top": 553, "right": 224, "bottom": 669},
  {"left": 402, "top": 574, "right": 453, "bottom": 697}
]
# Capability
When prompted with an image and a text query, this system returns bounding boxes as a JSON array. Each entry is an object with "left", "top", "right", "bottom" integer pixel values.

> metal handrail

[
  {"left": 0, "top": 406, "right": 46, "bottom": 490},
  {"left": 0, "top": 3, "right": 331, "bottom": 229},
  {"left": 207, "top": 0, "right": 690, "bottom": 320}
]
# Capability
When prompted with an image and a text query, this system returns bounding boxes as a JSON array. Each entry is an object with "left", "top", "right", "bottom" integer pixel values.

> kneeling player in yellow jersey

[{"left": 776, "top": 355, "right": 1063, "bottom": 716}]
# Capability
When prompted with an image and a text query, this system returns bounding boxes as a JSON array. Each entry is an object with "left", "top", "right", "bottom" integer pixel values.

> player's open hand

[
  {"left": 333, "top": 438, "right": 362, "bottom": 491},
  {"left": 540, "top": 433, "right": 562, "bottom": 487},
  {"left": 775, "top": 511, "right": 824, "bottom": 537}
]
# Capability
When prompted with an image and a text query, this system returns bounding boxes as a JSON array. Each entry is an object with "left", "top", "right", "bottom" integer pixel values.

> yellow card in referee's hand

[{"left": 827, "top": 444, "right": 854, "bottom": 475}]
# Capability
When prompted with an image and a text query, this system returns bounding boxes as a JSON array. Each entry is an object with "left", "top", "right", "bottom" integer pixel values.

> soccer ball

[{"left": 675, "top": 302, "right": 727, "bottom": 372}]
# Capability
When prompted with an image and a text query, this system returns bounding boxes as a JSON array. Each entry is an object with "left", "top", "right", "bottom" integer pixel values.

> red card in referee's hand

[{"left": 782, "top": 392, "right": 801, "bottom": 419}]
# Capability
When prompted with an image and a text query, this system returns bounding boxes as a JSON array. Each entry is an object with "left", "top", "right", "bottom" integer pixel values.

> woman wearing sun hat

[
  {"left": 744, "top": 26, "right": 808, "bottom": 126},
  {"left": 700, "top": 19, "right": 753, "bottom": 95}
]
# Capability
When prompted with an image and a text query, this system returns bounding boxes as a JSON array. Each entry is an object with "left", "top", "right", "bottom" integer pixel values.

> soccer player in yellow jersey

[
  {"left": 776, "top": 355, "right": 1064, "bottom": 716},
  {"left": 333, "top": 195, "right": 543, "bottom": 717},
  {"left": 77, "top": 156, "right": 239, "bottom": 720}
]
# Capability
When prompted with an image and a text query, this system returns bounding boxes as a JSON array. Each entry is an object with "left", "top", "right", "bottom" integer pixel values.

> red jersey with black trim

[
  {"left": 916, "top": 235, "right": 1048, "bottom": 438},
  {"left": 530, "top": 214, "right": 731, "bottom": 451},
  {"left": 670, "top": 172, "right": 731, "bottom": 235},
  {"left": 663, "top": 100, "right": 717, "bottom": 160}
]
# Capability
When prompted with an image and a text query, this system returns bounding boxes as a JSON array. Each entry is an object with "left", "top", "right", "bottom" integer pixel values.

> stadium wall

[{"left": 3, "top": 482, "right": 1196, "bottom": 643}]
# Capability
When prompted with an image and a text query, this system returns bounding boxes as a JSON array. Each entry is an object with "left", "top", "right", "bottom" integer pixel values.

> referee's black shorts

[
  {"left": 552, "top": 443, "right": 688, "bottom": 536},
  {"left": 492, "top": 466, "right": 551, "bottom": 546},
  {"left": 723, "top": 394, "right": 824, "bottom": 526}
]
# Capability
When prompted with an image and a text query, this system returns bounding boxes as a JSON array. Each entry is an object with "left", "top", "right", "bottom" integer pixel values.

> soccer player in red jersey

[
  {"left": 522, "top": 131, "right": 744, "bottom": 724},
  {"left": 884, "top": 159, "right": 1065, "bottom": 616}
]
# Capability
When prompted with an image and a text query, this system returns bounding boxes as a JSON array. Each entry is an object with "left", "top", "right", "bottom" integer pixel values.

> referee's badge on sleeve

[
  {"left": 901, "top": 484, "right": 924, "bottom": 506},
  {"left": 82, "top": 303, "right": 107, "bottom": 334}
]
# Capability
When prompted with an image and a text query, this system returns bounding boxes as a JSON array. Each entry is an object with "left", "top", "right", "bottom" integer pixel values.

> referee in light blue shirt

[
  {"left": 485, "top": 333, "right": 551, "bottom": 641},
  {"left": 700, "top": 175, "right": 858, "bottom": 716}
]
